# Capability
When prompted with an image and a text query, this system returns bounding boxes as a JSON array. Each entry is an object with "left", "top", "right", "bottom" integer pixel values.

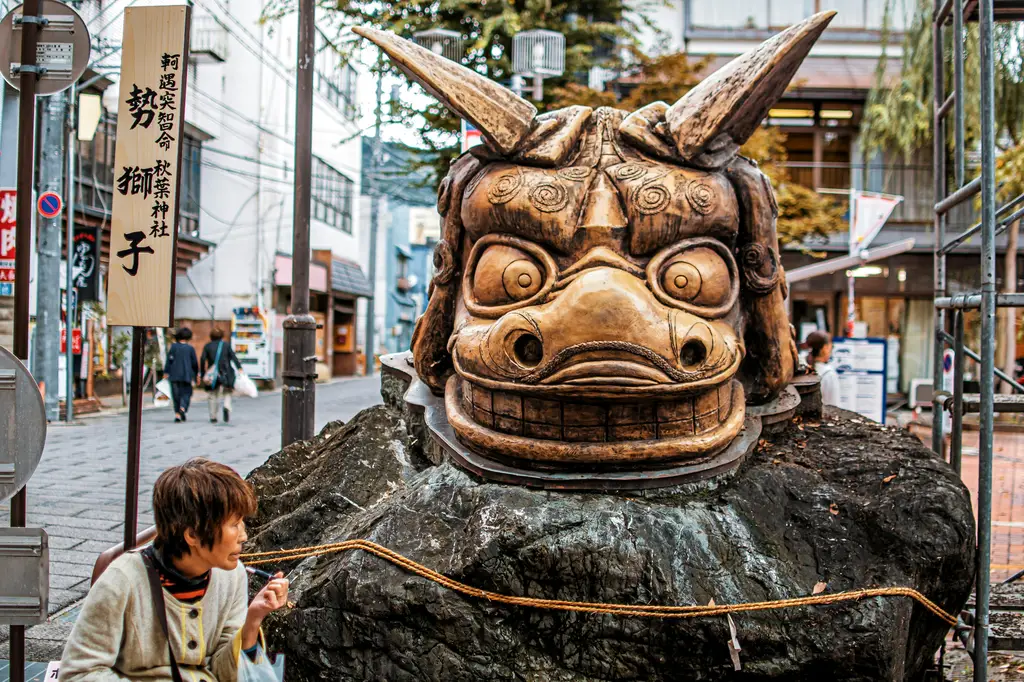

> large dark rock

[{"left": 246, "top": 401, "right": 975, "bottom": 682}]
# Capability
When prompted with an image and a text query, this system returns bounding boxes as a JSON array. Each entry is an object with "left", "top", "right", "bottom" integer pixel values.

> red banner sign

[
  {"left": 0, "top": 188, "right": 16, "bottom": 294},
  {"left": 61, "top": 328, "right": 83, "bottom": 354}
]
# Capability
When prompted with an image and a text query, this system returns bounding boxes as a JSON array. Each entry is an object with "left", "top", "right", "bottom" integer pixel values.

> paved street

[{"left": 1, "top": 375, "right": 383, "bottom": 618}]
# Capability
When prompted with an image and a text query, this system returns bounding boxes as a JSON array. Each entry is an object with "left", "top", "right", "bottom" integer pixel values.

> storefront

[{"left": 785, "top": 248, "right": 1024, "bottom": 396}]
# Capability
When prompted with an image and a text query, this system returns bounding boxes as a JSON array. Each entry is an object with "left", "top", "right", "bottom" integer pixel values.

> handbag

[
  {"left": 203, "top": 341, "right": 224, "bottom": 390},
  {"left": 142, "top": 552, "right": 185, "bottom": 682}
]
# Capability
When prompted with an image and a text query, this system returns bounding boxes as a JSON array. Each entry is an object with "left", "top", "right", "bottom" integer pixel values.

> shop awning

[
  {"left": 275, "top": 254, "right": 328, "bottom": 293},
  {"left": 332, "top": 258, "right": 373, "bottom": 298}
]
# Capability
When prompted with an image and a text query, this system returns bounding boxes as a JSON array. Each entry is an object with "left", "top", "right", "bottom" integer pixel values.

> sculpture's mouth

[{"left": 444, "top": 375, "right": 746, "bottom": 466}]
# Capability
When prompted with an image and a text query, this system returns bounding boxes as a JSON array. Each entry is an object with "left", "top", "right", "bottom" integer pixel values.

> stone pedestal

[{"left": 245, "top": 363, "right": 974, "bottom": 682}]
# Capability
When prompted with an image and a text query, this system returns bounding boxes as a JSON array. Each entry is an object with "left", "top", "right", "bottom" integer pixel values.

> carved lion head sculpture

[{"left": 356, "top": 12, "right": 833, "bottom": 471}]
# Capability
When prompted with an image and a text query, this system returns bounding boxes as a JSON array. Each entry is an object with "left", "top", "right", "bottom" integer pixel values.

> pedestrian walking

[
  {"left": 59, "top": 458, "right": 289, "bottom": 680},
  {"left": 805, "top": 330, "right": 840, "bottom": 408},
  {"left": 164, "top": 327, "right": 199, "bottom": 423},
  {"left": 201, "top": 328, "right": 243, "bottom": 424}
]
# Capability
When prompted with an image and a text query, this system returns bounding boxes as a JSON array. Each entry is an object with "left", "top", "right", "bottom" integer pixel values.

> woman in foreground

[{"left": 60, "top": 458, "right": 288, "bottom": 681}]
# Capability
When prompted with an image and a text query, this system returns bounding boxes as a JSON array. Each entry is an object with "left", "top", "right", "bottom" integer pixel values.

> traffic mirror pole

[{"left": 11, "top": 0, "right": 40, "bottom": 678}]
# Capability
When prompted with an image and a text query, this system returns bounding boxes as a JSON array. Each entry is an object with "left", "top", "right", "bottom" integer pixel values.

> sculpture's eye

[
  {"left": 660, "top": 247, "right": 732, "bottom": 308},
  {"left": 646, "top": 238, "right": 738, "bottom": 319},
  {"left": 473, "top": 244, "right": 545, "bottom": 306}
]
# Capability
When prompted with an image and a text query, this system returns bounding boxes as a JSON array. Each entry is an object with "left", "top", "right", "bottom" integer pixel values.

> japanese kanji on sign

[
  {"left": 105, "top": 5, "right": 191, "bottom": 327},
  {"left": 0, "top": 188, "right": 15, "bottom": 296}
]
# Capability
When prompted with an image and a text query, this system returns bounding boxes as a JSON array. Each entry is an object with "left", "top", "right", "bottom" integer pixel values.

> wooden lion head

[{"left": 356, "top": 12, "right": 833, "bottom": 470}]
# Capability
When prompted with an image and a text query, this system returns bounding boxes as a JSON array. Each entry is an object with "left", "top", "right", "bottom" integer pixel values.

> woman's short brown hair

[{"left": 152, "top": 458, "right": 257, "bottom": 559}]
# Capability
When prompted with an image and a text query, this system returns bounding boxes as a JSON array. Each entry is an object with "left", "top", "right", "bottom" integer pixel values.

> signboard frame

[
  {"left": 831, "top": 336, "right": 888, "bottom": 424},
  {"left": 105, "top": 5, "right": 191, "bottom": 328}
]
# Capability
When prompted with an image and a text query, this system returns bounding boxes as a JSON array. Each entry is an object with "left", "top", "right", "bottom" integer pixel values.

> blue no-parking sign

[{"left": 37, "top": 192, "right": 62, "bottom": 219}]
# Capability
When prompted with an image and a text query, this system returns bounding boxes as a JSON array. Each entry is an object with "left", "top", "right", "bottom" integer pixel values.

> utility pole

[
  {"left": 65, "top": 82, "right": 76, "bottom": 420},
  {"left": 364, "top": 62, "right": 383, "bottom": 376},
  {"left": 281, "top": 0, "right": 316, "bottom": 446},
  {"left": 33, "top": 91, "right": 65, "bottom": 422}
]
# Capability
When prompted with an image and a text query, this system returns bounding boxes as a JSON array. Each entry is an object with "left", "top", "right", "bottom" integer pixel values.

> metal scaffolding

[{"left": 932, "top": 1, "right": 1024, "bottom": 680}]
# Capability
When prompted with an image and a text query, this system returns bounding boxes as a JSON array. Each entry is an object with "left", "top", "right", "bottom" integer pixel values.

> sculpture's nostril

[
  {"left": 513, "top": 334, "right": 543, "bottom": 368},
  {"left": 680, "top": 339, "right": 707, "bottom": 368}
]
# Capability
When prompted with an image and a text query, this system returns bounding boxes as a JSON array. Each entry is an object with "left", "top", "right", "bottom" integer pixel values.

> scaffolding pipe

[
  {"left": 936, "top": 292, "right": 1024, "bottom": 309},
  {"left": 931, "top": 0, "right": 948, "bottom": 457},
  {"left": 935, "top": 176, "right": 982, "bottom": 215},
  {"left": 940, "top": 194, "right": 1024, "bottom": 253},
  {"left": 973, "top": 0, "right": 996, "bottom": 677},
  {"left": 953, "top": 0, "right": 965, "bottom": 187}
]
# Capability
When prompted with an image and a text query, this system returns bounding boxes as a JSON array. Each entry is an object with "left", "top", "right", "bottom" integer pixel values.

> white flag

[{"left": 851, "top": 191, "right": 903, "bottom": 251}]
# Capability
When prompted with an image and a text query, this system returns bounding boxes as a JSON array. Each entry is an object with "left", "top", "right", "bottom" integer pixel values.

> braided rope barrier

[{"left": 242, "top": 539, "right": 957, "bottom": 625}]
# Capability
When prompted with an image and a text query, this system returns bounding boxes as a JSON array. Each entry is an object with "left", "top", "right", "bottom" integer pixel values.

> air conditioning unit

[{"left": 909, "top": 379, "right": 934, "bottom": 409}]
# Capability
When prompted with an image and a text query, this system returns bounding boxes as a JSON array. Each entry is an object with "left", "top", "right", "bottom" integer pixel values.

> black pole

[
  {"left": 281, "top": 0, "right": 316, "bottom": 447},
  {"left": 11, "top": 1, "right": 41, "bottom": 678},
  {"left": 123, "top": 327, "right": 145, "bottom": 550}
]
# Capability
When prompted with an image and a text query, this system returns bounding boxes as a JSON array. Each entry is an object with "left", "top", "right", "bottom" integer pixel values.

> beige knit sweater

[{"left": 59, "top": 552, "right": 248, "bottom": 682}]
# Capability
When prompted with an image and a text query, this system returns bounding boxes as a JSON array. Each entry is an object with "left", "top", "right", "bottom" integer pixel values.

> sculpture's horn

[
  {"left": 665, "top": 11, "right": 836, "bottom": 168},
  {"left": 353, "top": 26, "right": 537, "bottom": 156}
]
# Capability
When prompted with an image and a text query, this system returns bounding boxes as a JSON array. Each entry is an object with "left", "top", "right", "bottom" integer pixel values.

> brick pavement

[
  {"left": 0, "top": 375, "right": 382, "bottom": 644},
  {"left": 957, "top": 429, "right": 1024, "bottom": 581}
]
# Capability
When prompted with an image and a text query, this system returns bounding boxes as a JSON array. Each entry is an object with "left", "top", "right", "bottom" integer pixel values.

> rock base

[{"left": 245, "top": 378, "right": 975, "bottom": 682}]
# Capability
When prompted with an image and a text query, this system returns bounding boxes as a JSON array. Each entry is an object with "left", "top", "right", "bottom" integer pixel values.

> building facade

[{"left": 0, "top": 0, "right": 373, "bottom": 391}]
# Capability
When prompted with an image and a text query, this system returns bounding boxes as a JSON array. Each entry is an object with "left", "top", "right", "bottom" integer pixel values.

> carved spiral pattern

[
  {"left": 487, "top": 171, "right": 523, "bottom": 205},
  {"left": 631, "top": 182, "right": 672, "bottom": 216},
  {"left": 738, "top": 243, "right": 780, "bottom": 294},
  {"left": 685, "top": 180, "right": 715, "bottom": 216},
  {"left": 529, "top": 181, "right": 570, "bottom": 213},
  {"left": 556, "top": 166, "right": 592, "bottom": 182},
  {"left": 462, "top": 167, "right": 487, "bottom": 201},
  {"left": 432, "top": 239, "right": 457, "bottom": 285},
  {"left": 613, "top": 164, "right": 647, "bottom": 181}
]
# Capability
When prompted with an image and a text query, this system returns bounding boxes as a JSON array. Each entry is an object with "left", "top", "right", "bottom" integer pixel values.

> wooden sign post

[{"left": 106, "top": 5, "right": 190, "bottom": 550}]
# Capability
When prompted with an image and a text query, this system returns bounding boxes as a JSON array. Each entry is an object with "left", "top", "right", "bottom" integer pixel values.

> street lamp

[
  {"left": 512, "top": 29, "right": 565, "bottom": 101},
  {"left": 412, "top": 28, "right": 464, "bottom": 62}
]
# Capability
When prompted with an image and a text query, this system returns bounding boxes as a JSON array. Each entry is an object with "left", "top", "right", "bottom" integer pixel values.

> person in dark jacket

[
  {"left": 164, "top": 327, "right": 199, "bottom": 422},
  {"left": 200, "top": 328, "right": 242, "bottom": 424}
]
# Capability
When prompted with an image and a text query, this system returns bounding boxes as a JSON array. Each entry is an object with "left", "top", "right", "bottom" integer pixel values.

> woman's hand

[{"left": 240, "top": 573, "right": 289, "bottom": 649}]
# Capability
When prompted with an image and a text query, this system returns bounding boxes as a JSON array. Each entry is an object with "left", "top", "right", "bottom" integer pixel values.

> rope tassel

[{"left": 241, "top": 539, "right": 957, "bottom": 625}]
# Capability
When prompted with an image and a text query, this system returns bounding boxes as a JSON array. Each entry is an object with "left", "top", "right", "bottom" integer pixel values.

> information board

[{"left": 831, "top": 337, "right": 888, "bottom": 424}]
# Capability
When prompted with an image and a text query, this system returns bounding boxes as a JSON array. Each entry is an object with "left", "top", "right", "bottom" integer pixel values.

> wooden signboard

[{"left": 106, "top": 5, "right": 191, "bottom": 327}]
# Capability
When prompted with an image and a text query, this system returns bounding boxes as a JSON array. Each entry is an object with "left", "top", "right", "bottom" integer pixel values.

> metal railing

[
  {"left": 780, "top": 162, "right": 943, "bottom": 224},
  {"left": 190, "top": 15, "right": 228, "bottom": 63}
]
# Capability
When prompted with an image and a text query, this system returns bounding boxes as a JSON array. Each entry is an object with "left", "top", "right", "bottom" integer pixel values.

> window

[
  {"left": 314, "top": 30, "right": 358, "bottom": 120},
  {"left": 180, "top": 136, "right": 202, "bottom": 237},
  {"left": 311, "top": 156, "right": 353, "bottom": 233}
]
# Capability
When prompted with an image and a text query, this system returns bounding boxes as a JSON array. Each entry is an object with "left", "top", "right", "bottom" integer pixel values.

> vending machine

[{"left": 231, "top": 307, "right": 274, "bottom": 380}]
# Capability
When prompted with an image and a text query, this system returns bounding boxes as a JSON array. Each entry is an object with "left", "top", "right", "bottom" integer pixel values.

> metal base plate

[{"left": 384, "top": 354, "right": 800, "bottom": 491}]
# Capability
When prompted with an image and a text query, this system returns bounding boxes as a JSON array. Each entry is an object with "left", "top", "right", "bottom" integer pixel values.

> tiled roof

[{"left": 332, "top": 258, "right": 373, "bottom": 298}]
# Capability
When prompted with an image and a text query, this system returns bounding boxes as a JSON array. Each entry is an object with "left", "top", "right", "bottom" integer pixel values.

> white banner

[{"left": 851, "top": 191, "right": 903, "bottom": 252}]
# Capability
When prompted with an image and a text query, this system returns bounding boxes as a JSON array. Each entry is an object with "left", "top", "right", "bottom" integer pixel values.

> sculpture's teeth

[{"left": 461, "top": 380, "right": 734, "bottom": 443}]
